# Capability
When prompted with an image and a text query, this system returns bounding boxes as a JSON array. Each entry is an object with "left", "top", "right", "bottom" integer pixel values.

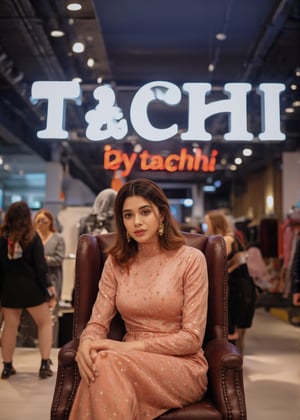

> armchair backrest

[{"left": 72, "top": 232, "right": 228, "bottom": 344}]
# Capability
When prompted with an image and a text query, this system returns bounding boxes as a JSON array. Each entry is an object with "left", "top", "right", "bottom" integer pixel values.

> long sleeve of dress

[{"left": 80, "top": 246, "right": 208, "bottom": 358}]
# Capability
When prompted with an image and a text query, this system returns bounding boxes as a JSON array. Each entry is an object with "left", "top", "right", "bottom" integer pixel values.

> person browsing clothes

[
  {"left": 205, "top": 209, "right": 256, "bottom": 355},
  {"left": 34, "top": 208, "right": 66, "bottom": 346},
  {"left": 291, "top": 234, "right": 300, "bottom": 306},
  {"left": 70, "top": 178, "right": 209, "bottom": 419},
  {"left": 34, "top": 208, "right": 66, "bottom": 304},
  {"left": 0, "top": 201, "right": 56, "bottom": 379}
]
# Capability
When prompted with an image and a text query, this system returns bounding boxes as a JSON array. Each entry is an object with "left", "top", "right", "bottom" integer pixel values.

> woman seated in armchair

[{"left": 70, "top": 178, "right": 209, "bottom": 419}]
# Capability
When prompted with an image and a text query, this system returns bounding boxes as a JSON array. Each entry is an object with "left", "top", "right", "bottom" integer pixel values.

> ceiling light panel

[
  {"left": 72, "top": 42, "right": 85, "bottom": 53},
  {"left": 50, "top": 30, "right": 65, "bottom": 38},
  {"left": 67, "top": 3, "right": 82, "bottom": 12}
]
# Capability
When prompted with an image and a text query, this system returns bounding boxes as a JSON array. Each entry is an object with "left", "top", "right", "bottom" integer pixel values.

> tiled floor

[
  {"left": 0, "top": 308, "right": 299, "bottom": 419},
  {"left": 0, "top": 347, "right": 59, "bottom": 420}
]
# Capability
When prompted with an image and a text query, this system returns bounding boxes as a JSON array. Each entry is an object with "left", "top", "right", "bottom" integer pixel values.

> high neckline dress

[{"left": 70, "top": 244, "right": 208, "bottom": 419}]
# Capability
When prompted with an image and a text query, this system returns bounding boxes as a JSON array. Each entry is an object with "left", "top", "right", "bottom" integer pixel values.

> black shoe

[
  {"left": 1, "top": 363, "right": 16, "bottom": 379},
  {"left": 39, "top": 359, "right": 54, "bottom": 379}
]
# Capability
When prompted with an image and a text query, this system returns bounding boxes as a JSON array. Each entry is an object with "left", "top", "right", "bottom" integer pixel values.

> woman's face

[
  {"left": 35, "top": 212, "right": 50, "bottom": 231},
  {"left": 122, "top": 195, "right": 163, "bottom": 244}
]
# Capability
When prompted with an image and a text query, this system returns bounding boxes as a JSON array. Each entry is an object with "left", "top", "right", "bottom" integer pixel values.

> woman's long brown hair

[
  {"left": 107, "top": 178, "right": 185, "bottom": 265},
  {"left": 0, "top": 201, "right": 35, "bottom": 248},
  {"left": 206, "top": 209, "right": 232, "bottom": 236}
]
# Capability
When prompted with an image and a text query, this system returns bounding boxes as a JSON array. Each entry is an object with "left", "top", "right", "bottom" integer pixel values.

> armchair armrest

[
  {"left": 204, "top": 338, "right": 247, "bottom": 420},
  {"left": 58, "top": 339, "right": 79, "bottom": 366},
  {"left": 51, "top": 339, "right": 81, "bottom": 420}
]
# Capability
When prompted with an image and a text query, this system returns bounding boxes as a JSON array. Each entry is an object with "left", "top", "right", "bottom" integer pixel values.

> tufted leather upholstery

[{"left": 51, "top": 232, "right": 247, "bottom": 419}]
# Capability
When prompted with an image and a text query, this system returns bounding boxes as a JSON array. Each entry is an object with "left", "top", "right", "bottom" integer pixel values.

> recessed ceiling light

[
  {"left": 67, "top": 3, "right": 82, "bottom": 11},
  {"left": 285, "top": 107, "right": 294, "bottom": 113},
  {"left": 290, "top": 84, "right": 297, "bottom": 91},
  {"left": 242, "top": 148, "right": 253, "bottom": 157},
  {"left": 72, "top": 42, "right": 85, "bottom": 53},
  {"left": 50, "top": 30, "right": 65, "bottom": 38},
  {"left": 234, "top": 157, "right": 242, "bottom": 165},
  {"left": 97, "top": 77, "right": 103, "bottom": 84},
  {"left": 133, "top": 144, "right": 143, "bottom": 153},
  {"left": 292, "top": 100, "right": 300, "bottom": 107},
  {"left": 87, "top": 58, "right": 95, "bottom": 68},
  {"left": 208, "top": 63, "right": 214, "bottom": 72},
  {"left": 229, "top": 164, "right": 237, "bottom": 171},
  {"left": 216, "top": 33, "right": 227, "bottom": 41}
]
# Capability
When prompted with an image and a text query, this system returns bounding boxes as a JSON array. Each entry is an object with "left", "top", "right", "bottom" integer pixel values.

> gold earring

[
  {"left": 158, "top": 222, "right": 165, "bottom": 236},
  {"left": 126, "top": 232, "right": 131, "bottom": 242}
]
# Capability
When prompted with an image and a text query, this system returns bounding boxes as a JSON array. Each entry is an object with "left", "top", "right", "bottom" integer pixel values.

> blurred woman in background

[
  {"left": 34, "top": 208, "right": 66, "bottom": 347},
  {"left": 34, "top": 209, "right": 65, "bottom": 304},
  {"left": 0, "top": 201, "right": 55, "bottom": 379},
  {"left": 205, "top": 210, "right": 256, "bottom": 354}
]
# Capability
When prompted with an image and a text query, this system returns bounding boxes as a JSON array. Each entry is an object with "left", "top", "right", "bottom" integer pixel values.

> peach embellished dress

[{"left": 69, "top": 244, "right": 208, "bottom": 420}]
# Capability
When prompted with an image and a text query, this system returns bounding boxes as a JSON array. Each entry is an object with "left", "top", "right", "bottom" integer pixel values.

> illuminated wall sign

[
  {"left": 31, "top": 81, "right": 286, "bottom": 142},
  {"left": 104, "top": 145, "right": 218, "bottom": 177}
]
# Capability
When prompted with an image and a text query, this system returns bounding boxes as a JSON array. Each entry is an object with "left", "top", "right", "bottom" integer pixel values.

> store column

[
  {"left": 44, "top": 161, "right": 64, "bottom": 216},
  {"left": 282, "top": 152, "right": 300, "bottom": 216},
  {"left": 45, "top": 161, "right": 65, "bottom": 346},
  {"left": 191, "top": 184, "right": 204, "bottom": 225}
]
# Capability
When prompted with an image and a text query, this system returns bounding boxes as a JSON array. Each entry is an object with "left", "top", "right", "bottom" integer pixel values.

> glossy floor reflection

[
  {"left": 243, "top": 308, "right": 300, "bottom": 420},
  {"left": 0, "top": 308, "right": 299, "bottom": 419}
]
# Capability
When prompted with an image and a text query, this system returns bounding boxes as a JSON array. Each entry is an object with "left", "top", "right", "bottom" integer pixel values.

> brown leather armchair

[{"left": 51, "top": 232, "right": 247, "bottom": 419}]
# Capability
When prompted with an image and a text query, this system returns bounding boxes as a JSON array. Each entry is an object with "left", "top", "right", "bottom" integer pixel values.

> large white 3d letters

[
  {"left": 130, "top": 81, "right": 181, "bottom": 141},
  {"left": 31, "top": 81, "right": 286, "bottom": 142},
  {"left": 182, "top": 83, "right": 253, "bottom": 141},
  {"left": 31, "top": 81, "right": 81, "bottom": 139},
  {"left": 257, "top": 83, "right": 285, "bottom": 140}
]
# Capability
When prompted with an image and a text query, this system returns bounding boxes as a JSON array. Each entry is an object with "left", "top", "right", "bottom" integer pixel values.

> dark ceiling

[{"left": 0, "top": 0, "right": 299, "bottom": 198}]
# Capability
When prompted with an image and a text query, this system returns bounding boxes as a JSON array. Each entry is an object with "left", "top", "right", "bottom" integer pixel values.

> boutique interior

[{"left": 0, "top": 1, "right": 300, "bottom": 419}]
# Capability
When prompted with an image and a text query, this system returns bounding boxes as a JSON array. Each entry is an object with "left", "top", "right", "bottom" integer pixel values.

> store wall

[
  {"left": 231, "top": 161, "right": 282, "bottom": 222},
  {"left": 231, "top": 151, "right": 300, "bottom": 224},
  {"left": 282, "top": 152, "right": 300, "bottom": 217}
]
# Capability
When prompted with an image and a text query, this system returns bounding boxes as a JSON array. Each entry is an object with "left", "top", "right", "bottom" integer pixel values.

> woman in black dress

[
  {"left": 0, "top": 201, "right": 56, "bottom": 379},
  {"left": 205, "top": 210, "right": 256, "bottom": 355},
  {"left": 292, "top": 235, "right": 300, "bottom": 306}
]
